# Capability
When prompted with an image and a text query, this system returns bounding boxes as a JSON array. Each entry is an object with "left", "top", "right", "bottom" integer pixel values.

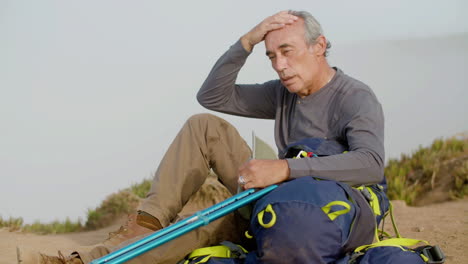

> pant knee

[
  {"left": 187, "top": 113, "right": 221, "bottom": 123},
  {"left": 186, "top": 113, "right": 234, "bottom": 131}
]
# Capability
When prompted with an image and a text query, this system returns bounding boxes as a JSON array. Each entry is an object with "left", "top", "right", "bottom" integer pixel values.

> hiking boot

[
  {"left": 17, "top": 212, "right": 162, "bottom": 264},
  {"left": 136, "top": 210, "right": 163, "bottom": 231},
  {"left": 102, "top": 210, "right": 162, "bottom": 247},
  {"left": 17, "top": 248, "right": 83, "bottom": 264},
  {"left": 39, "top": 252, "right": 83, "bottom": 264}
]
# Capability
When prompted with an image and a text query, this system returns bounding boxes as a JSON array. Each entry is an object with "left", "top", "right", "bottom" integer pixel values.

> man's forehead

[
  {"left": 265, "top": 43, "right": 293, "bottom": 56},
  {"left": 265, "top": 20, "right": 305, "bottom": 50}
]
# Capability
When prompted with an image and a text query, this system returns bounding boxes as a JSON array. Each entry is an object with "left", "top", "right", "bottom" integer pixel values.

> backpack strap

[
  {"left": 341, "top": 187, "right": 376, "bottom": 252},
  {"left": 355, "top": 186, "right": 381, "bottom": 217},
  {"left": 354, "top": 238, "right": 428, "bottom": 253},
  {"left": 220, "top": 241, "right": 248, "bottom": 259},
  {"left": 350, "top": 238, "right": 446, "bottom": 264},
  {"left": 180, "top": 242, "right": 248, "bottom": 264}
]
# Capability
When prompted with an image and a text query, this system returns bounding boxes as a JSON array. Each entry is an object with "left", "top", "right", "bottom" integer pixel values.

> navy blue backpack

[
  {"left": 242, "top": 138, "right": 380, "bottom": 264},
  {"left": 243, "top": 176, "right": 377, "bottom": 264}
]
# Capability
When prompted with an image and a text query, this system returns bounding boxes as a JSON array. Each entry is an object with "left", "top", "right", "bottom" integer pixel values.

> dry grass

[
  {"left": 0, "top": 216, "right": 83, "bottom": 234},
  {"left": 385, "top": 134, "right": 468, "bottom": 205},
  {"left": 85, "top": 190, "right": 141, "bottom": 230}
]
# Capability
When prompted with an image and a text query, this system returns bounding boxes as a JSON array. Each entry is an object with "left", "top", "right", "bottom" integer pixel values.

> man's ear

[{"left": 313, "top": 35, "right": 327, "bottom": 57}]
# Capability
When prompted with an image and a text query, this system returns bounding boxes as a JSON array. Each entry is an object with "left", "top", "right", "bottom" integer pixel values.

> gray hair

[{"left": 288, "top": 10, "right": 332, "bottom": 57}]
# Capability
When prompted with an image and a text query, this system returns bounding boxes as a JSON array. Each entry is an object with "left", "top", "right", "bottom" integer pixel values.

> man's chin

[{"left": 284, "top": 84, "right": 302, "bottom": 94}]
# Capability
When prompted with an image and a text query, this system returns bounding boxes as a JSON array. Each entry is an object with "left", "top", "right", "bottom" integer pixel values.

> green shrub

[
  {"left": 129, "top": 179, "right": 152, "bottom": 198},
  {"left": 0, "top": 187, "right": 143, "bottom": 234},
  {"left": 85, "top": 190, "right": 140, "bottom": 230},
  {"left": 0, "top": 216, "right": 24, "bottom": 232},
  {"left": 385, "top": 136, "right": 467, "bottom": 205},
  {"left": 22, "top": 218, "right": 83, "bottom": 234}
]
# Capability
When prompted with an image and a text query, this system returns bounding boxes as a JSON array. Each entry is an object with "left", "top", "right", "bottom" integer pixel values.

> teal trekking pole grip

[{"left": 90, "top": 185, "right": 277, "bottom": 264}]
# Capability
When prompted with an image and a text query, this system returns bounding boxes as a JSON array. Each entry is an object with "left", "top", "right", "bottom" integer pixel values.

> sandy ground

[
  {"left": 385, "top": 198, "right": 468, "bottom": 264},
  {"left": 1, "top": 198, "right": 467, "bottom": 264}
]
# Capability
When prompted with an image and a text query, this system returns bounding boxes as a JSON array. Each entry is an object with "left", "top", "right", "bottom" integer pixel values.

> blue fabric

[
  {"left": 245, "top": 177, "right": 357, "bottom": 264},
  {"left": 204, "top": 258, "right": 244, "bottom": 264},
  {"left": 354, "top": 246, "right": 427, "bottom": 264}
]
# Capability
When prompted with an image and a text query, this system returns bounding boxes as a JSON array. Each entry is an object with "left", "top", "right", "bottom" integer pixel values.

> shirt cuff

[{"left": 286, "top": 158, "right": 310, "bottom": 179}]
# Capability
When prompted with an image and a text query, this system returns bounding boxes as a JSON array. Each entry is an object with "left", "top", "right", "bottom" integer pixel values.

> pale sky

[{"left": 1, "top": 0, "right": 467, "bottom": 224}]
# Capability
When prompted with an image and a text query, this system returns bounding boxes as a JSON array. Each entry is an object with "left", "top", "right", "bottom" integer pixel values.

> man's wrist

[
  {"left": 279, "top": 159, "right": 290, "bottom": 181},
  {"left": 240, "top": 35, "right": 254, "bottom": 53}
]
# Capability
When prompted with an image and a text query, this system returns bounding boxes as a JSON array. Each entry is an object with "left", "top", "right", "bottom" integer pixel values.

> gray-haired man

[{"left": 29, "top": 10, "right": 384, "bottom": 264}]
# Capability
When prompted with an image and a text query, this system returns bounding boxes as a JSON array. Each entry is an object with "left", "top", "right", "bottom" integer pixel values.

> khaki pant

[{"left": 78, "top": 113, "right": 252, "bottom": 264}]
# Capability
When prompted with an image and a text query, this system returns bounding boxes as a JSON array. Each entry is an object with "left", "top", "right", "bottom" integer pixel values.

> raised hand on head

[{"left": 240, "top": 11, "right": 299, "bottom": 52}]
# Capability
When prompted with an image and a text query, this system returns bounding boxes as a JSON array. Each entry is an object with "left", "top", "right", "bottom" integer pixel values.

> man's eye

[
  {"left": 283, "top": 50, "right": 292, "bottom": 55},
  {"left": 268, "top": 56, "right": 276, "bottom": 60}
]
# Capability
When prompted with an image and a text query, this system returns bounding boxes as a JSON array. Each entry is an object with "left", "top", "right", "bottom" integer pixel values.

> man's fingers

[
  {"left": 267, "top": 12, "right": 298, "bottom": 25},
  {"left": 243, "top": 180, "right": 257, "bottom": 190},
  {"left": 265, "top": 23, "right": 285, "bottom": 32},
  {"left": 244, "top": 179, "right": 267, "bottom": 190},
  {"left": 240, "top": 175, "right": 254, "bottom": 189},
  {"left": 261, "top": 14, "right": 298, "bottom": 34},
  {"left": 241, "top": 11, "right": 298, "bottom": 52}
]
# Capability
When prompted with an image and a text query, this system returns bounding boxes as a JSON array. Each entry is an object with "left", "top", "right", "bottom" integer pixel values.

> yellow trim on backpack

[
  {"left": 354, "top": 237, "right": 428, "bottom": 253},
  {"left": 420, "top": 253, "right": 429, "bottom": 262},
  {"left": 185, "top": 245, "right": 231, "bottom": 264},
  {"left": 321, "top": 201, "right": 351, "bottom": 221},
  {"left": 388, "top": 201, "right": 402, "bottom": 238},
  {"left": 355, "top": 186, "right": 381, "bottom": 216},
  {"left": 257, "top": 204, "right": 277, "bottom": 228},
  {"left": 184, "top": 244, "right": 248, "bottom": 264}
]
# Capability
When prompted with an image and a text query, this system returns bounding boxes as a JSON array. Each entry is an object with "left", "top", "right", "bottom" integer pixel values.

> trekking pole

[{"left": 90, "top": 185, "right": 277, "bottom": 264}]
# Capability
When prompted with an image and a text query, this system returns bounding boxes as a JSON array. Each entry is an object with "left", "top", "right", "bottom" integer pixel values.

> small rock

[{"left": 411, "top": 226, "right": 425, "bottom": 232}]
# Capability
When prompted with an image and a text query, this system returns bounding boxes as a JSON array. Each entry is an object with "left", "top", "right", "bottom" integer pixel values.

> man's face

[{"left": 264, "top": 20, "right": 320, "bottom": 96}]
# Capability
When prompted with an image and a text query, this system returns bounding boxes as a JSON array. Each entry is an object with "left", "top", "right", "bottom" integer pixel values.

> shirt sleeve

[
  {"left": 197, "top": 40, "right": 277, "bottom": 119},
  {"left": 286, "top": 89, "right": 385, "bottom": 186}
]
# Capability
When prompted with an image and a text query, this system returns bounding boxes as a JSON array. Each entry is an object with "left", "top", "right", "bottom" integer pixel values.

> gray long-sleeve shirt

[{"left": 197, "top": 40, "right": 385, "bottom": 186}]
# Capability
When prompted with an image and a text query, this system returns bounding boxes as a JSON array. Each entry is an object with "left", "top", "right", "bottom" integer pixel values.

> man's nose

[{"left": 273, "top": 56, "right": 288, "bottom": 73}]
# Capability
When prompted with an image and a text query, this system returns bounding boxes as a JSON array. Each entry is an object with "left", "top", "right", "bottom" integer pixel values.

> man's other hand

[
  {"left": 240, "top": 11, "right": 298, "bottom": 52},
  {"left": 238, "top": 159, "right": 290, "bottom": 189}
]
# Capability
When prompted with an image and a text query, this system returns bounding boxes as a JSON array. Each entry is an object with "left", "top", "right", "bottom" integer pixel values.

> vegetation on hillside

[
  {"left": 0, "top": 184, "right": 147, "bottom": 234},
  {"left": 385, "top": 134, "right": 467, "bottom": 205}
]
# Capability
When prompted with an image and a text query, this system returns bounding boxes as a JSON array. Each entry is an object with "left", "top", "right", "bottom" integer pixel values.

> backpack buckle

[
  {"left": 420, "top": 245, "right": 445, "bottom": 264},
  {"left": 359, "top": 187, "right": 373, "bottom": 202}
]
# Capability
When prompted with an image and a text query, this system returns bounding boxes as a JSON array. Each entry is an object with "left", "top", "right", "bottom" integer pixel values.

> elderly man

[{"left": 31, "top": 10, "right": 384, "bottom": 264}]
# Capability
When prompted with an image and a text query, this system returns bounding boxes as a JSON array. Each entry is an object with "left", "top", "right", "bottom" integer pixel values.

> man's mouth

[{"left": 281, "top": 76, "right": 295, "bottom": 84}]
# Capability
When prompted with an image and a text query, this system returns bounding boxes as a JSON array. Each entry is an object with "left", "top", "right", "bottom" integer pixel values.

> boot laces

[
  {"left": 39, "top": 251, "right": 67, "bottom": 264},
  {"left": 106, "top": 214, "right": 133, "bottom": 240}
]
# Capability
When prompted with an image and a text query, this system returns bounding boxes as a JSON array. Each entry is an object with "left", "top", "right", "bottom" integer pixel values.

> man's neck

[{"left": 298, "top": 65, "right": 336, "bottom": 98}]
